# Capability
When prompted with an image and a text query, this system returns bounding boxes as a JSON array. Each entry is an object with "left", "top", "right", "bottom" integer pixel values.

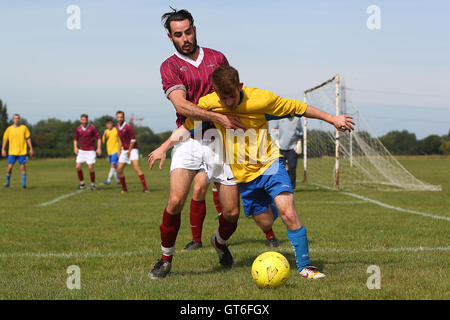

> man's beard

[{"left": 173, "top": 35, "right": 198, "bottom": 56}]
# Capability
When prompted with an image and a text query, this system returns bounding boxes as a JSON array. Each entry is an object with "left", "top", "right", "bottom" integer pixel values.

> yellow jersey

[
  {"left": 185, "top": 86, "right": 308, "bottom": 183},
  {"left": 102, "top": 127, "right": 120, "bottom": 155},
  {"left": 2, "top": 125, "right": 31, "bottom": 156}
]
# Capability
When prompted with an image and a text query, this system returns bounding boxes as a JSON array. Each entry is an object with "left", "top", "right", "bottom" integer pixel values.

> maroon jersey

[
  {"left": 74, "top": 125, "right": 100, "bottom": 151},
  {"left": 116, "top": 122, "right": 138, "bottom": 150},
  {"left": 160, "top": 47, "right": 229, "bottom": 127}
]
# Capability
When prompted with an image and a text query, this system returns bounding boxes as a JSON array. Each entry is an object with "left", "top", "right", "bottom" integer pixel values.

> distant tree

[
  {"left": 0, "top": 99, "right": 8, "bottom": 142},
  {"left": 379, "top": 130, "right": 417, "bottom": 155},
  {"left": 419, "top": 135, "right": 442, "bottom": 155}
]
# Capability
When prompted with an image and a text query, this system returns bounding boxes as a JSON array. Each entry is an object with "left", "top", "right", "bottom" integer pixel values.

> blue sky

[{"left": 0, "top": 0, "right": 449, "bottom": 138}]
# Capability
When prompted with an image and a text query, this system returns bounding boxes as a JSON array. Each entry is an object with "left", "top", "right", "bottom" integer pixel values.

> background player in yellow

[
  {"left": 1, "top": 114, "right": 34, "bottom": 189},
  {"left": 150, "top": 66, "right": 354, "bottom": 279},
  {"left": 102, "top": 118, "right": 120, "bottom": 185}
]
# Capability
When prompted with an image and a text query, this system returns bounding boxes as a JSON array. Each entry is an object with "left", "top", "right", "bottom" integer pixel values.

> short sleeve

[
  {"left": 24, "top": 126, "right": 31, "bottom": 139},
  {"left": 160, "top": 60, "right": 186, "bottom": 98},
  {"left": 2, "top": 127, "right": 9, "bottom": 142},
  {"left": 74, "top": 129, "right": 79, "bottom": 140}
]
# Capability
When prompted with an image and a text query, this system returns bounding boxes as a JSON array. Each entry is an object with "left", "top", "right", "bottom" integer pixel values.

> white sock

[{"left": 107, "top": 168, "right": 115, "bottom": 181}]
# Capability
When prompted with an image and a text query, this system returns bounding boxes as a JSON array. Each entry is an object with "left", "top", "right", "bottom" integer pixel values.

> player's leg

[
  {"left": 211, "top": 182, "right": 239, "bottom": 268},
  {"left": 273, "top": 191, "right": 325, "bottom": 279},
  {"left": 285, "top": 149, "right": 298, "bottom": 189},
  {"left": 149, "top": 168, "right": 197, "bottom": 279},
  {"left": 252, "top": 208, "right": 280, "bottom": 248},
  {"left": 19, "top": 161, "right": 27, "bottom": 189},
  {"left": 87, "top": 163, "right": 95, "bottom": 190},
  {"left": 75, "top": 162, "right": 85, "bottom": 189},
  {"left": 131, "top": 158, "right": 149, "bottom": 192},
  {"left": 211, "top": 184, "right": 222, "bottom": 215},
  {"left": 117, "top": 161, "right": 127, "bottom": 193},
  {"left": 5, "top": 157, "right": 15, "bottom": 187},
  {"left": 104, "top": 155, "right": 114, "bottom": 184},
  {"left": 263, "top": 158, "right": 324, "bottom": 279},
  {"left": 183, "top": 172, "right": 209, "bottom": 251}
]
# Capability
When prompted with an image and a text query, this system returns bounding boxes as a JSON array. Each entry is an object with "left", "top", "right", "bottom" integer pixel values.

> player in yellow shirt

[
  {"left": 1, "top": 114, "right": 34, "bottom": 188},
  {"left": 102, "top": 118, "right": 121, "bottom": 185},
  {"left": 149, "top": 66, "right": 354, "bottom": 279}
]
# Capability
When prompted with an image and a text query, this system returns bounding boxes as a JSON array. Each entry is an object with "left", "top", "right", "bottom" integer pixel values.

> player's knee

[
  {"left": 192, "top": 184, "right": 208, "bottom": 200},
  {"left": 167, "top": 196, "right": 185, "bottom": 213},
  {"left": 280, "top": 209, "right": 300, "bottom": 228}
]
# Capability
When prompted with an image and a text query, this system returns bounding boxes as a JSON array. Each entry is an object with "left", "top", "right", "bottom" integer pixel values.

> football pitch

[{"left": 0, "top": 156, "right": 449, "bottom": 300}]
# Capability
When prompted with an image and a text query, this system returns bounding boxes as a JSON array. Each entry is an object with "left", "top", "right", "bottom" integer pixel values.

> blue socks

[
  {"left": 5, "top": 174, "right": 11, "bottom": 186},
  {"left": 21, "top": 173, "right": 26, "bottom": 188},
  {"left": 287, "top": 226, "right": 311, "bottom": 271}
]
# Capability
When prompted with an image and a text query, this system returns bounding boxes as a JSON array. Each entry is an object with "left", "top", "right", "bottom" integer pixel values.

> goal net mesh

[{"left": 302, "top": 75, "right": 441, "bottom": 191}]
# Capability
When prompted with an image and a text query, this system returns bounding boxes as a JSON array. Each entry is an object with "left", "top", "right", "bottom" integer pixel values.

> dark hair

[
  {"left": 116, "top": 110, "right": 125, "bottom": 116},
  {"left": 161, "top": 8, "right": 194, "bottom": 34},
  {"left": 211, "top": 66, "right": 241, "bottom": 95},
  {"left": 105, "top": 118, "right": 114, "bottom": 123},
  {"left": 80, "top": 114, "right": 88, "bottom": 119}
]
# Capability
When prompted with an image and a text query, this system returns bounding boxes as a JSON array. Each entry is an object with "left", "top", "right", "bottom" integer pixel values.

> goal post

[{"left": 301, "top": 75, "right": 441, "bottom": 192}]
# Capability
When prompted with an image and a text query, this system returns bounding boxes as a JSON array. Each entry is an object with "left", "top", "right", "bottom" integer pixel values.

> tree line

[
  {"left": 1, "top": 99, "right": 449, "bottom": 158},
  {"left": 0, "top": 99, "right": 172, "bottom": 158}
]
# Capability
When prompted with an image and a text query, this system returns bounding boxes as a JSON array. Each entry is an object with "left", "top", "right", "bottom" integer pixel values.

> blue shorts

[
  {"left": 8, "top": 155, "right": 27, "bottom": 165},
  {"left": 108, "top": 153, "right": 119, "bottom": 166},
  {"left": 238, "top": 158, "right": 293, "bottom": 218}
]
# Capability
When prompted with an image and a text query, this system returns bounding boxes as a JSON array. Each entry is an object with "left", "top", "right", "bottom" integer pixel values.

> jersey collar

[
  {"left": 175, "top": 47, "right": 204, "bottom": 68},
  {"left": 118, "top": 121, "right": 127, "bottom": 131}
]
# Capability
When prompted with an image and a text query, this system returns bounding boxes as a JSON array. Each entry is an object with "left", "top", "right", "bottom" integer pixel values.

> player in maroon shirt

[
  {"left": 115, "top": 111, "right": 149, "bottom": 193},
  {"left": 73, "top": 114, "right": 101, "bottom": 190},
  {"left": 149, "top": 8, "right": 251, "bottom": 280}
]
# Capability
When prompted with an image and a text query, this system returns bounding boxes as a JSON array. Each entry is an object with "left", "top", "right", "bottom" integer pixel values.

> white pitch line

[
  {"left": 309, "top": 183, "right": 450, "bottom": 222},
  {"left": 38, "top": 183, "right": 105, "bottom": 207},
  {"left": 0, "top": 246, "right": 448, "bottom": 259},
  {"left": 38, "top": 190, "right": 84, "bottom": 207}
]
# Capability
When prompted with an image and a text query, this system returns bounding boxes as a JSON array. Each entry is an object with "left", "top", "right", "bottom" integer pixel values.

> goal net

[{"left": 302, "top": 74, "right": 441, "bottom": 191}]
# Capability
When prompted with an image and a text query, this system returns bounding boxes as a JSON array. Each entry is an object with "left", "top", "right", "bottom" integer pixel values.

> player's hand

[
  {"left": 74, "top": 147, "right": 79, "bottom": 155},
  {"left": 218, "top": 114, "right": 247, "bottom": 130},
  {"left": 29, "top": 149, "right": 34, "bottom": 157},
  {"left": 333, "top": 115, "right": 355, "bottom": 132},
  {"left": 127, "top": 150, "right": 131, "bottom": 158},
  {"left": 1, "top": 150, "right": 6, "bottom": 158},
  {"left": 147, "top": 147, "right": 166, "bottom": 170},
  {"left": 97, "top": 148, "right": 102, "bottom": 157}
]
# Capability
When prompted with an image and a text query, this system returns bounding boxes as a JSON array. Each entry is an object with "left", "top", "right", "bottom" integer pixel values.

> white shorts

[
  {"left": 119, "top": 148, "right": 140, "bottom": 164},
  {"left": 170, "top": 137, "right": 236, "bottom": 186},
  {"left": 76, "top": 150, "right": 96, "bottom": 165}
]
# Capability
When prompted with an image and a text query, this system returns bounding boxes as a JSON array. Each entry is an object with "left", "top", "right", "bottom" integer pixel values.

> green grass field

[{"left": 0, "top": 156, "right": 449, "bottom": 300}]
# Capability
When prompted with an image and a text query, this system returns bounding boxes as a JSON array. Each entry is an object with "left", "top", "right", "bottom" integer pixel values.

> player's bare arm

[
  {"left": 27, "top": 138, "right": 34, "bottom": 157},
  {"left": 128, "top": 141, "right": 135, "bottom": 157},
  {"left": 168, "top": 89, "right": 246, "bottom": 130},
  {"left": 96, "top": 138, "right": 102, "bottom": 157},
  {"left": 73, "top": 139, "right": 78, "bottom": 155},
  {"left": 304, "top": 105, "right": 355, "bottom": 132},
  {"left": 147, "top": 124, "right": 190, "bottom": 170}
]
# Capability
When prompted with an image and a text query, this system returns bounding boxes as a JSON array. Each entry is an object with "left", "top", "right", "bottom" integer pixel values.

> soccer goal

[{"left": 302, "top": 74, "right": 441, "bottom": 191}]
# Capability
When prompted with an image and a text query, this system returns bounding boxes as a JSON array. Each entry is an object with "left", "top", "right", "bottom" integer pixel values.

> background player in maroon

[
  {"left": 73, "top": 114, "right": 101, "bottom": 190},
  {"left": 115, "top": 111, "right": 149, "bottom": 193}
]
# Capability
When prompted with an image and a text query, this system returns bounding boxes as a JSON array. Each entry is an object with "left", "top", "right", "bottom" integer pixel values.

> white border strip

[{"left": 309, "top": 183, "right": 450, "bottom": 222}]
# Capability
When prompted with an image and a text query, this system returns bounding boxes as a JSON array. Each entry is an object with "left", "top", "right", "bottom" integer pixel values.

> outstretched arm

[
  {"left": 304, "top": 105, "right": 355, "bottom": 132},
  {"left": 147, "top": 125, "right": 190, "bottom": 170}
]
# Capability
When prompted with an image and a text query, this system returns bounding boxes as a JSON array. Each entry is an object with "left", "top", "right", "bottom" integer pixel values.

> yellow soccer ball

[{"left": 251, "top": 251, "right": 290, "bottom": 288}]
